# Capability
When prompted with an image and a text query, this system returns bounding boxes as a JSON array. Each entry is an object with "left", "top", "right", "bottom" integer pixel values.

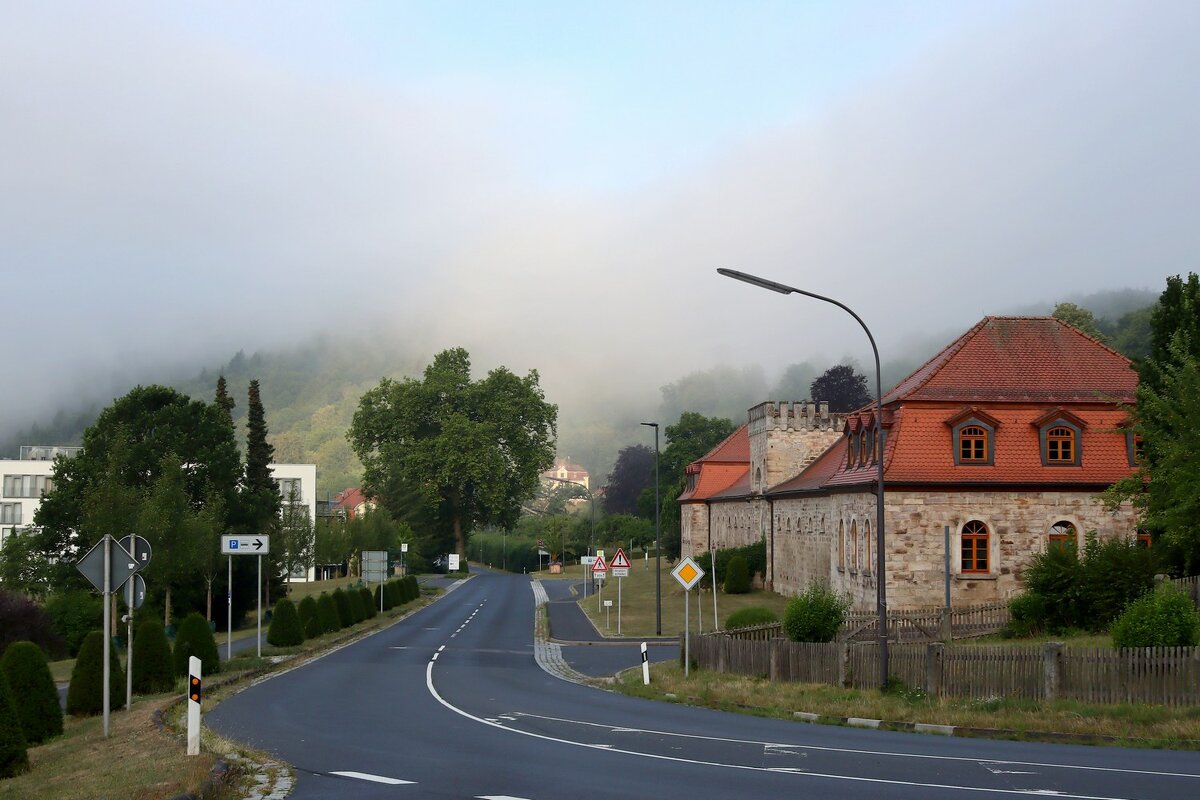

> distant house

[
  {"left": 541, "top": 457, "right": 590, "bottom": 491},
  {"left": 680, "top": 317, "right": 1142, "bottom": 611},
  {"left": 332, "top": 487, "right": 374, "bottom": 520}
]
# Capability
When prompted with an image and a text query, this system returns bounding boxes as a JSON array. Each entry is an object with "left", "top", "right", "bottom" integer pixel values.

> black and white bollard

[
  {"left": 641, "top": 641, "right": 650, "bottom": 685},
  {"left": 187, "top": 656, "right": 202, "bottom": 756}
]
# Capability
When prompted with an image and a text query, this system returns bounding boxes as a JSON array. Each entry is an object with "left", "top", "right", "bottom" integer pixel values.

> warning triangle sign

[
  {"left": 610, "top": 548, "right": 631, "bottom": 569},
  {"left": 591, "top": 554, "right": 608, "bottom": 573}
]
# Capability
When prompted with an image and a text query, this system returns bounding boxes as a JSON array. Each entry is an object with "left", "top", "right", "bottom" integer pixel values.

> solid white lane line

[
  {"left": 329, "top": 771, "right": 414, "bottom": 785},
  {"left": 509, "top": 712, "right": 1200, "bottom": 781},
  {"left": 476, "top": 796, "right": 533, "bottom": 799},
  {"left": 424, "top": 663, "right": 1147, "bottom": 799}
]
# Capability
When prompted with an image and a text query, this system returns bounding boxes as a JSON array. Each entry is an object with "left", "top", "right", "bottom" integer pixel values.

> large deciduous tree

[
  {"left": 810, "top": 364, "right": 871, "bottom": 412},
  {"left": 1052, "top": 302, "right": 1109, "bottom": 343},
  {"left": 603, "top": 445, "right": 654, "bottom": 516},
  {"left": 348, "top": 348, "right": 557, "bottom": 558}
]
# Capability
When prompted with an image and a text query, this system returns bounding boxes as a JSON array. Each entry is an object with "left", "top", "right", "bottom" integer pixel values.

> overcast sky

[{"left": 2, "top": 1, "right": 1197, "bottom": 435}]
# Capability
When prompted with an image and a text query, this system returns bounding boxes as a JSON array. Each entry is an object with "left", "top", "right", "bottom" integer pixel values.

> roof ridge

[
  {"left": 1042, "top": 316, "right": 1135, "bottom": 366},
  {"left": 880, "top": 317, "right": 991, "bottom": 405},
  {"left": 693, "top": 423, "right": 749, "bottom": 464}
]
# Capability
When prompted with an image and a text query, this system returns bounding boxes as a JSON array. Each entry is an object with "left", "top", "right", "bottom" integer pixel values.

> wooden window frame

[
  {"left": 1038, "top": 420, "right": 1082, "bottom": 466},
  {"left": 849, "top": 520, "right": 858, "bottom": 574},
  {"left": 837, "top": 520, "right": 845, "bottom": 571},
  {"left": 1048, "top": 520, "right": 1077, "bottom": 551},
  {"left": 958, "top": 425, "right": 988, "bottom": 464},
  {"left": 952, "top": 418, "right": 995, "bottom": 466},
  {"left": 960, "top": 520, "right": 990, "bottom": 574}
]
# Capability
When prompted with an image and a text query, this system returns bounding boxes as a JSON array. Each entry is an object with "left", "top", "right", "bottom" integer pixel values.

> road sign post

[
  {"left": 76, "top": 534, "right": 139, "bottom": 737},
  {"left": 221, "top": 535, "right": 270, "bottom": 659},
  {"left": 591, "top": 553, "right": 608, "bottom": 614},
  {"left": 610, "top": 548, "right": 631, "bottom": 635},
  {"left": 671, "top": 556, "right": 706, "bottom": 678},
  {"left": 118, "top": 535, "right": 151, "bottom": 712},
  {"left": 363, "top": 550, "right": 387, "bottom": 613}
]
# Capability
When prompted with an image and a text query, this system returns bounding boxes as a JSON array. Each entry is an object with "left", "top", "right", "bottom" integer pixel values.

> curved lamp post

[
  {"left": 717, "top": 268, "right": 889, "bottom": 689},
  {"left": 640, "top": 422, "right": 662, "bottom": 636},
  {"left": 543, "top": 474, "right": 596, "bottom": 596}
]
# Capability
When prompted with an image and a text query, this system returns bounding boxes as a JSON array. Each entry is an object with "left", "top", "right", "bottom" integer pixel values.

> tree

[
  {"left": 1053, "top": 302, "right": 1109, "bottom": 342},
  {"left": 241, "top": 380, "right": 282, "bottom": 601},
  {"left": 214, "top": 375, "right": 236, "bottom": 427},
  {"left": 349, "top": 348, "right": 558, "bottom": 558},
  {"left": 602, "top": 445, "right": 654, "bottom": 516},
  {"left": 279, "top": 482, "right": 314, "bottom": 584},
  {"left": 810, "top": 364, "right": 871, "bottom": 412},
  {"left": 131, "top": 620, "right": 174, "bottom": 694},
  {"left": 267, "top": 598, "right": 304, "bottom": 647},
  {"left": 66, "top": 631, "right": 125, "bottom": 716},
  {"left": 136, "top": 454, "right": 194, "bottom": 626},
  {"left": 1, "top": 641, "right": 62, "bottom": 744},
  {"left": 0, "top": 668, "right": 28, "bottom": 778},
  {"left": 173, "top": 612, "right": 220, "bottom": 677}
]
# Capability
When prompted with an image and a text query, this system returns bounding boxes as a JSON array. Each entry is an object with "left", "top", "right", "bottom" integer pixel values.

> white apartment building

[{"left": 0, "top": 447, "right": 318, "bottom": 581}]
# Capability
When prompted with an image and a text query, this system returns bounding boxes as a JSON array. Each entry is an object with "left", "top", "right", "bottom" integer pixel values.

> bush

[
  {"left": 297, "top": 596, "right": 318, "bottom": 636},
  {"left": 267, "top": 599, "right": 304, "bottom": 647},
  {"left": 303, "top": 615, "right": 322, "bottom": 639},
  {"left": 1111, "top": 584, "right": 1200, "bottom": 648},
  {"left": 724, "top": 607, "right": 779, "bottom": 629},
  {"left": 1, "top": 641, "right": 62, "bottom": 744},
  {"left": 723, "top": 555, "right": 751, "bottom": 594},
  {"left": 66, "top": 631, "right": 125, "bottom": 716},
  {"left": 44, "top": 591, "right": 102, "bottom": 658},
  {"left": 0, "top": 670, "right": 28, "bottom": 779},
  {"left": 345, "top": 587, "right": 365, "bottom": 624},
  {"left": 317, "top": 593, "right": 340, "bottom": 633},
  {"left": 332, "top": 589, "right": 353, "bottom": 628},
  {"left": 359, "top": 587, "right": 377, "bottom": 619},
  {"left": 782, "top": 584, "right": 850, "bottom": 643},
  {"left": 0, "top": 590, "right": 65, "bottom": 660},
  {"left": 697, "top": 540, "right": 767, "bottom": 591},
  {"left": 406, "top": 576, "right": 420, "bottom": 602},
  {"left": 131, "top": 620, "right": 174, "bottom": 695},
  {"left": 1003, "top": 591, "right": 1047, "bottom": 638},
  {"left": 173, "top": 613, "right": 220, "bottom": 677}
]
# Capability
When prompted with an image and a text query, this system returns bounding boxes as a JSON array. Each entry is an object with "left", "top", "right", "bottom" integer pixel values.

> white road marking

[
  {"left": 388, "top": 646, "right": 408, "bottom": 650},
  {"left": 985, "top": 765, "right": 1039, "bottom": 775},
  {"left": 476, "top": 796, "right": 533, "bottom": 799},
  {"left": 438, "top": 645, "right": 446, "bottom": 652},
  {"left": 432, "top": 653, "right": 439, "bottom": 661},
  {"left": 426, "top": 664, "right": 1166, "bottom": 799},
  {"left": 329, "top": 771, "right": 414, "bottom": 785}
]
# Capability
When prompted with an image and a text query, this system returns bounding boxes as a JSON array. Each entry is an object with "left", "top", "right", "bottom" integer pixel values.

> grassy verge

[
  {"left": 576, "top": 559, "right": 790, "bottom": 638},
  {"left": 616, "top": 662, "right": 1200, "bottom": 747},
  {"left": 8, "top": 587, "right": 444, "bottom": 799}
]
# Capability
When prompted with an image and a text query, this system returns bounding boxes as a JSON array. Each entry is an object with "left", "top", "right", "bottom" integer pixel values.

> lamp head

[
  {"left": 640, "top": 422, "right": 658, "bottom": 429},
  {"left": 717, "top": 268, "right": 794, "bottom": 295}
]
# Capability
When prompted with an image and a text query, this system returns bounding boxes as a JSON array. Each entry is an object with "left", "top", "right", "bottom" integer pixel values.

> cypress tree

[
  {"left": 214, "top": 375, "right": 236, "bottom": 427},
  {"left": 0, "top": 670, "right": 28, "bottom": 778},
  {"left": 66, "top": 631, "right": 125, "bottom": 716},
  {"left": 332, "top": 588, "right": 353, "bottom": 628},
  {"left": 173, "top": 613, "right": 221, "bottom": 677},
  {"left": 132, "top": 620, "right": 175, "bottom": 694},
  {"left": 244, "top": 380, "right": 283, "bottom": 602},
  {"left": 267, "top": 599, "right": 304, "bottom": 647},
  {"left": 1, "top": 641, "right": 62, "bottom": 744},
  {"left": 297, "top": 596, "right": 318, "bottom": 633},
  {"left": 359, "top": 587, "right": 377, "bottom": 619},
  {"left": 316, "top": 593, "right": 340, "bottom": 633}
]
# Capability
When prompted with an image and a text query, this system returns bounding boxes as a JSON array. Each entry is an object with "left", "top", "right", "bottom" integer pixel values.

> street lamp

[
  {"left": 717, "top": 268, "right": 889, "bottom": 689},
  {"left": 641, "top": 421, "right": 662, "bottom": 636}
]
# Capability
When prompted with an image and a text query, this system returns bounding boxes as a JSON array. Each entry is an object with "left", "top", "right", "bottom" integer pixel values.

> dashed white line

[
  {"left": 437, "top": 645, "right": 445, "bottom": 652},
  {"left": 329, "top": 771, "right": 414, "bottom": 785}
]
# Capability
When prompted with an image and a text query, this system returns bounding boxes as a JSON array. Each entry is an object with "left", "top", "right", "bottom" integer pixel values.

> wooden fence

[
  {"left": 689, "top": 634, "right": 1200, "bottom": 707},
  {"left": 1171, "top": 575, "right": 1200, "bottom": 606},
  {"left": 718, "top": 600, "right": 1011, "bottom": 644}
]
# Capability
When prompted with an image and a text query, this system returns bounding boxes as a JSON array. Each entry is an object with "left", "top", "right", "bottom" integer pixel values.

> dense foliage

[
  {"left": 131, "top": 620, "right": 175, "bottom": 694},
  {"left": 316, "top": 593, "right": 340, "bottom": 633},
  {"left": 602, "top": 445, "right": 655, "bottom": 516},
  {"left": 1, "top": 641, "right": 62, "bottom": 744},
  {"left": 782, "top": 584, "right": 850, "bottom": 643},
  {"left": 0, "top": 669, "right": 28, "bottom": 778},
  {"left": 695, "top": 541, "right": 767, "bottom": 591},
  {"left": 332, "top": 589, "right": 353, "bottom": 628},
  {"left": 172, "top": 613, "right": 220, "bottom": 677},
  {"left": 1110, "top": 584, "right": 1200, "bottom": 648},
  {"left": 66, "top": 631, "right": 125, "bottom": 716},
  {"left": 297, "top": 596, "right": 318, "bottom": 632},
  {"left": 43, "top": 590, "right": 101, "bottom": 658},
  {"left": 810, "top": 364, "right": 871, "bottom": 412},
  {"left": 723, "top": 555, "right": 750, "bottom": 594},
  {"left": 0, "top": 591, "right": 64, "bottom": 659},
  {"left": 724, "top": 607, "right": 778, "bottom": 629},
  {"left": 267, "top": 599, "right": 304, "bottom": 647}
]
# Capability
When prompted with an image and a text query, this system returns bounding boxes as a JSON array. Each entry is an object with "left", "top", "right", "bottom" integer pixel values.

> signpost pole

[
  {"left": 126, "top": 576, "right": 134, "bottom": 711},
  {"left": 227, "top": 555, "right": 232, "bottom": 662},
  {"left": 684, "top": 586, "right": 691, "bottom": 678},
  {"left": 102, "top": 535, "right": 111, "bottom": 737},
  {"left": 617, "top": 576, "right": 622, "bottom": 635},
  {"left": 257, "top": 554, "right": 262, "bottom": 659}
]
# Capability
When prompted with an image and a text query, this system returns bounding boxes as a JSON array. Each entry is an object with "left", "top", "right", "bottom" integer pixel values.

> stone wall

[
  {"left": 748, "top": 401, "right": 844, "bottom": 494},
  {"left": 769, "top": 488, "right": 1140, "bottom": 611}
]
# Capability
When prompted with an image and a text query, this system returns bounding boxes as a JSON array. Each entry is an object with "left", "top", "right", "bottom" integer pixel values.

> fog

[{"left": 2, "top": 2, "right": 1196, "bottom": 455}]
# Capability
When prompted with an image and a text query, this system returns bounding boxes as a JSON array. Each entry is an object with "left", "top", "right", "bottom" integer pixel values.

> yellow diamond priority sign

[{"left": 671, "top": 556, "right": 705, "bottom": 591}]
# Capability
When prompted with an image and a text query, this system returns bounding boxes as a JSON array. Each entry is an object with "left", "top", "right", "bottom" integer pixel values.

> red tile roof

[{"left": 678, "top": 425, "right": 750, "bottom": 502}]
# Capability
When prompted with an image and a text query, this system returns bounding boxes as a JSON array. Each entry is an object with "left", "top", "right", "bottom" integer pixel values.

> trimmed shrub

[
  {"left": 0, "top": 590, "right": 65, "bottom": 660},
  {"left": 723, "top": 555, "right": 751, "bottom": 594},
  {"left": 782, "top": 584, "right": 850, "bottom": 643},
  {"left": 131, "top": 620, "right": 175, "bottom": 695},
  {"left": 346, "top": 587, "right": 365, "bottom": 624},
  {"left": 267, "top": 599, "right": 304, "bottom": 647},
  {"left": 66, "top": 631, "right": 126, "bottom": 716},
  {"left": 0, "top": 671, "right": 29, "bottom": 779},
  {"left": 173, "top": 613, "right": 221, "bottom": 677},
  {"left": 303, "top": 615, "right": 322, "bottom": 639},
  {"left": 1, "top": 641, "right": 62, "bottom": 744},
  {"left": 406, "top": 576, "right": 420, "bottom": 602},
  {"left": 374, "top": 584, "right": 387, "bottom": 612},
  {"left": 44, "top": 590, "right": 102, "bottom": 658},
  {"left": 297, "top": 596, "right": 318, "bottom": 637},
  {"left": 1111, "top": 584, "right": 1200, "bottom": 648},
  {"left": 1003, "top": 591, "right": 1047, "bottom": 638},
  {"left": 359, "top": 587, "right": 377, "bottom": 619},
  {"left": 332, "top": 589, "right": 353, "bottom": 628},
  {"left": 724, "top": 607, "right": 779, "bottom": 630},
  {"left": 317, "top": 593, "right": 341, "bottom": 633}
]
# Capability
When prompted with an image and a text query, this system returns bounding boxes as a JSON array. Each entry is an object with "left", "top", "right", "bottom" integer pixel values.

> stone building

[{"left": 679, "top": 316, "right": 1141, "bottom": 611}]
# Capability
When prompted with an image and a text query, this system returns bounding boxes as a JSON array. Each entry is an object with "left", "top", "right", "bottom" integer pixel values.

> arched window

[
  {"left": 847, "top": 433, "right": 857, "bottom": 467},
  {"left": 860, "top": 430, "right": 870, "bottom": 465},
  {"left": 863, "top": 520, "right": 872, "bottom": 575},
  {"left": 961, "top": 520, "right": 989, "bottom": 574},
  {"left": 1048, "top": 520, "right": 1076, "bottom": 550},
  {"left": 837, "top": 520, "right": 845, "bottom": 570},
  {"left": 1046, "top": 426, "right": 1076, "bottom": 464},
  {"left": 959, "top": 425, "right": 988, "bottom": 463},
  {"left": 850, "top": 520, "right": 858, "bottom": 572}
]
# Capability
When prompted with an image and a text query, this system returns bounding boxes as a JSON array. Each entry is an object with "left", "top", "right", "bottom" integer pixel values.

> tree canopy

[
  {"left": 810, "top": 364, "right": 871, "bottom": 413},
  {"left": 602, "top": 444, "right": 654, "bottom": 516},
  {"left": 1053, "top": 302, "right": 1109, "bottom": 342},
  {"left": 348, "top": 348, "right": 557, "bottom": 557}
]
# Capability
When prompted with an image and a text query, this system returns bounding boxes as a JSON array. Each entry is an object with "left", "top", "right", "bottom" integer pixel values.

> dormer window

[
  {"left": 873, "top": 426, "right": 881, "bottom": 462},
  {"left": 847, "top": 432, "right": 857, "bottom": 467},
  {"left": 860, "top": 430, "right": 870, "bottom": 465},
  {"left": 948, "top": 408, "right": 999, "bottom": 466},
  {"left": 1033, "top": 409, "right": 1085, "bottom": 467},
  {"left": 1126, "top": 433, "right": 1144, "bottom": 467}
]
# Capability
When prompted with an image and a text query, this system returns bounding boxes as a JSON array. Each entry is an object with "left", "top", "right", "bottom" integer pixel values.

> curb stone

[{"left": 531, "top": 580, "right": 610, "bottom": 687}]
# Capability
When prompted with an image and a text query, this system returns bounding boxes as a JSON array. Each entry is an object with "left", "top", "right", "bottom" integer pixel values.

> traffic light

[{"left": 189, "top": 675, "right": 202, "bottom": 703}]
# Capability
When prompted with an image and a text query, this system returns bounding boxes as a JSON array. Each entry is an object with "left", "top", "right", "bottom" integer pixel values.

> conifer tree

[
  {"left": 0, "top": 669, "right": 28, "bottom": 778},
  {"left": 131, "top": 620, "right": 175, "bottom": 694},
  {"left": 0, "top": 641, "right": 62, "bottom": 744},
  {"left": 214, "top": 375, "right": 235, "bottom": 428},
  {"left": 243, "top": 380, "right": 283, "bottom": 602},
  {"left": 66, "top": 631, "right": 125, "bottom": 716}
]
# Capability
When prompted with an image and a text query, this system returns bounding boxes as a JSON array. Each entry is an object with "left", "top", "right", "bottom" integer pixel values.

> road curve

[{"left": 208, "top": 570, "right": 1200, "bottom": 800}]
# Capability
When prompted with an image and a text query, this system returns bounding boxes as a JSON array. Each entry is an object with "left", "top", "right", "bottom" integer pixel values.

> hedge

[
  {"left": 724, "top": 607, "right": 778, "bottom": 630},
  {"left": 723, "top": 555, "right": 750, "bottom": 594},
  {"left": 1111, "top": 583, "right": 1200, "bottom": 648},
  {"left": 1, "top": 641, "right": 62, "bottom": 744},
  {"left": 316, "top": 594, "right": 341, "bottom": 633},
  {"left": 297, "top": 596, "right": 318, "bottom": 635},
  {"left": 359, "top": 587, "right": 377, "bottom": 619},
  {"left": 782, "top": 584, "right": 850, "bottom": 643},
  {"left": 268, "top": 599, "right": 304, "bottom": 647},
  {"left": 44, "top": 591, "right": 102, "bottom": 658},
  {"left": 332, "top": 589, "right": 353, "bottom": 628}
]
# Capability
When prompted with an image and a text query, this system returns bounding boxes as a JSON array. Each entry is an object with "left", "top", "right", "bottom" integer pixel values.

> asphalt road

[{"left": 208, "top": 569, "right": 1200, "bottom": 799}]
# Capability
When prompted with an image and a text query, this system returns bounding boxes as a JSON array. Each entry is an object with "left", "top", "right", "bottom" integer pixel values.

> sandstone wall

[{"left": 748, "top": 401, "right": 844, "bottom": 494}]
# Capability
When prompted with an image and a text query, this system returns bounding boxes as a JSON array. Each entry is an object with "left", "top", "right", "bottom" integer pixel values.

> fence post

[
  {"left": 717, "top": 635, "right": 726, "bottom": 674},
  {"left": 837, "top": 640, "right": 849, "bottom": 687},
  {"left": 940, "top": 607, "right": 952, "bottom": 643},
  {"left": 1043, "top": 641, "right": 1063, "bottom": 701},
  {"left": 769, "top": 638, "right": 780, "bottom": 681},
  {"left": 925, "top": 642, "right": 944, "bottom": 697}
]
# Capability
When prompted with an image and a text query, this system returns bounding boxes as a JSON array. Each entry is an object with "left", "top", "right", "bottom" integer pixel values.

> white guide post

[
  {"left": 641, "top": 641, "right": 650, "bottom": 685},
  {"left": 187, "top": 656, "right": 201, "bottom": 756}
]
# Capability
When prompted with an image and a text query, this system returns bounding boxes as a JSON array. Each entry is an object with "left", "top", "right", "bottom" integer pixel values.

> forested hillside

[{"left": 0, "top": 289, "right": 1160, "bottom": 495}]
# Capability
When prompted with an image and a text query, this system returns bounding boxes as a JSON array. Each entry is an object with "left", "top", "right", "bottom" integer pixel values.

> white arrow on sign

[{"left": 221, "top": 535, "right": 270, "bottom": 555}]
